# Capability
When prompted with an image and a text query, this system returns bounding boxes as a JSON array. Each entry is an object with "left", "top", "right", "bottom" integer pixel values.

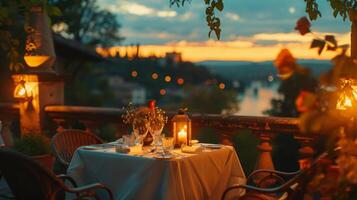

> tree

[
  {"left": 49, "top": 0, "right": 124, "bottom": 47},
  {"left": 171, "top": 0, "right": 357, "bottom": 41}
]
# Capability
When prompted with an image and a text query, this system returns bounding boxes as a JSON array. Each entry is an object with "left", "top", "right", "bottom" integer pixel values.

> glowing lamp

[
  {"left": 24, "top": 5, "right": 55, "bottom": 70},
  {"left": 24, "top": 55, "right": 50, "bottom": 67},
  {"left": 14, "top": 80, "right": 32, "bottom": 101},
  {"left": 172, "top": 108, "right": 191, "bottom": 147},
  {"left": 336, "top": 79, "right": 357, "bottom": 111}
]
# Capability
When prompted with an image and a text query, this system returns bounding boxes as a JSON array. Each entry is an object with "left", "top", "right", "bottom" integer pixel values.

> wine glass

[
  {"left": 149, "top": 120, "right": 164, "bottom": 150},
  {"left": 132, "top": 119, "right": 149, "bottom": 146}
]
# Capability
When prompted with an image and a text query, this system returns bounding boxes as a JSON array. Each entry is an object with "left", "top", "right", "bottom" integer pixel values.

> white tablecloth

[{"left": 67, "top": 145, "right": 246, "bottom": 200}]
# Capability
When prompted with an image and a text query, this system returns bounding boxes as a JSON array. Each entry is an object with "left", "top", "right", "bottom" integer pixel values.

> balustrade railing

[
  {"left": 44, "top": 105, "right": 320, "bottom": 173},
  {"left": 0, "top": 103, "right": 320, "bottom": 174}
]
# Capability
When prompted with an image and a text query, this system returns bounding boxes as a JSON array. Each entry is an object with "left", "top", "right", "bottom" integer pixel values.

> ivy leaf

[
  {"left": 310, "top": 39, "right": 326, "bottom": 55},
  {"left": 214, "top": 27, "right": 221, "bottom": 40},
  {"left": 215, "top": 0, "right": 224, "bottom": 11},
  {"left": 325, "top": 35, "right": 337, "bottom": 51}
]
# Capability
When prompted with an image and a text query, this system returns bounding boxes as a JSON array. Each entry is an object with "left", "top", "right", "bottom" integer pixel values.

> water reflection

[{"left": 236, "top": 81, "right": 280, "bottom": 116}]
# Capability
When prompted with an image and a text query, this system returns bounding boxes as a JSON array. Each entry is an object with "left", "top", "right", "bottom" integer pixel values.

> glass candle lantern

[
  {"left": 13, "top": 80, "right": 32, "bottom": 101},
  {"left": 336, "top": 79, "right": 357, "bottom": 111},
  {"left": 172, "top": 109, "right": 191, "bottom": 148}
]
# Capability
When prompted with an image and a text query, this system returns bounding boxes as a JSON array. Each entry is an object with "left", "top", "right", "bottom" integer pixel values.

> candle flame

[{"left": 337, "top": 94, "right": 353, "bottom": 110}]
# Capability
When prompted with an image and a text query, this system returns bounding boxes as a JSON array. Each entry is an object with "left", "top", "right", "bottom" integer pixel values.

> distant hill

[{"left": 197, "top": 60, "right": 332, "bottom": 82}]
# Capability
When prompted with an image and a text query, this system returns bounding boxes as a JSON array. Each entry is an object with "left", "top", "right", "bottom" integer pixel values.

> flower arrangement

[{"left": 122, "top": 101, "right": 168, "bottom": 134}]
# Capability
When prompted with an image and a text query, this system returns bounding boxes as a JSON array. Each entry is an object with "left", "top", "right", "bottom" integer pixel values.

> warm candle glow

[
  {"left": 178, "top": 125, "right": 187, "bottom": 144},
  {"left": 17, "top": 87, "right": 26, "bottom": 97},
  {"left": 24, "top": 55, "right": 49, "bottom": 68},
  {"left": 337, "top": 94, "right": 353, "bottom": 110}
]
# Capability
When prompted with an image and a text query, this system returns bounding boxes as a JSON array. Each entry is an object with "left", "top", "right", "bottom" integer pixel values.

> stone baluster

[
  {"left": 219, "top": 130, "right": 234, "bottom": 146},
  {"left": 251, "top": 132, "right": 275, "bottom": 186},
  {"left": 298, "top": 137, "right": 315, "bottom": 169}
]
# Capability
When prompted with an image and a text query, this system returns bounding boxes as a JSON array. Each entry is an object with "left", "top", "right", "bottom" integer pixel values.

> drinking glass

[
  {"left": 149, "top": 124, "right": 164, "bottom": 148},
  {"left": 132, "top": 119, "right": 149, "bottom": 146},
  {"left": 162, "top": 137, "right": 174, "bottom": 153}
]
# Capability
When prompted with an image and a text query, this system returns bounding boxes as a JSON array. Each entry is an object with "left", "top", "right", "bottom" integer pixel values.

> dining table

[{"left": 67, "top": 143, "right": 246, "bottom": 200}]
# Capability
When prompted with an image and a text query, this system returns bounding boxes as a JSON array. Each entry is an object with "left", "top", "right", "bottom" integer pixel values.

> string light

[
  {"left": 152, "top": 73, "right": 159, "bottom": 80},
  {"left": 131, "top": 70, "right": 138, "bottom": 77},
  {"left": 160, "top": 89, "right": 166, "bottom": 95},
  {"left": 164, "top": 75, "right": 171, "bottom": 82},
  {"left": 177, "top": 78, "right": 184, "bottom": 85},
  {"left": 219, "top": 83, "right": 225, "bottom": 90}
]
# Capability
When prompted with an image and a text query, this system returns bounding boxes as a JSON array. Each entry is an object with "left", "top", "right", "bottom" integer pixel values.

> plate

[
  {"left": 200, "top": 143, "right": 223, "bottom": 149},
  {"left": 153, "top": 153, "right": 176, "bottom": 160},
  {"left": 82, "top": 146, "right": 100, "bottom": 150}
]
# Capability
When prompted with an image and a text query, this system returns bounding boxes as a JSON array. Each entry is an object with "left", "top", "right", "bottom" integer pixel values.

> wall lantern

[
  {"left": 24, "top": 5, "right": 55, "bottom": 69},
  {"left": 14, "top": 80, "right": 32, "bottom": 101},
  {"left": 172, "top": 108, "right": 191, "bottom": 148}
]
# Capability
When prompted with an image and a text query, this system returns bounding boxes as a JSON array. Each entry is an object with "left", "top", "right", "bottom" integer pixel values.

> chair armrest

[
  {"left": 68, "top": 183, "right": 113, "bottom": 200},
  {"left": 57, "top": 174, "right": 78, "bottom": 187},
  {"left": 247, "top": 169, "right": 301, "bottom": 186},
  {"left": 51, "top": 143, "right": 70, "bottom": 167},
  {"left": 248, "top": 169, "right": 300, "bottom": 180},
  {"left": 222, "top": 176, "right": 302, "bottom": 200}
]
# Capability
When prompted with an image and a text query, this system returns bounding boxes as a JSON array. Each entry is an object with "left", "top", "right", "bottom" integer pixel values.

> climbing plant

[{"left": 170, "top": 0, "right": 357, "bottom": 40}]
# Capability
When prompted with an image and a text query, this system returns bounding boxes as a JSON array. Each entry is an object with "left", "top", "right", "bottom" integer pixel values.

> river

[{"left": 235, "top": 81, "right": 281, "bottom": 116}]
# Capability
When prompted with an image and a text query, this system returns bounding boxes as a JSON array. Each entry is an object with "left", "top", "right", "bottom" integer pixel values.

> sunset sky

[{"left": 97, "top": 0, "right": 351, "bottom": 62}]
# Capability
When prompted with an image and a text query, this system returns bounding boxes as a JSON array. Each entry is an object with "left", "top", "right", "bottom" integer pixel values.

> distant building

[
  {"left": 107, "top": 76, "right": 146, "bottom": 106},
  {"left": 165, "top": 51, "right": 182, "bottom": 67}
]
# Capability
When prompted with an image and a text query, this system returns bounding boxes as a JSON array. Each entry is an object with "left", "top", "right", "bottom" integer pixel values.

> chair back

[
  {"left": 51, "top": 129, "right": 103, "bottom": 166},
  {"left": 0, "top": 150, "right": 64, "bottom": 200}
]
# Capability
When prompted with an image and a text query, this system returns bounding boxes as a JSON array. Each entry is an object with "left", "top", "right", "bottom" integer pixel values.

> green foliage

[
  {"left": 173, "top": 0, "right": 356, "bottom": 39},
  {"left": 13, "top": 134, "right": 51, "bottom": 156},
  {"left": 49, "top": 0, "right": 124, "bottom": 47}
]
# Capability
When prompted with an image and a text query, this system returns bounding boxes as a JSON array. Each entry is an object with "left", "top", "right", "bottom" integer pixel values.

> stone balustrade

[
  {"left": 44, "top": 105, "right": 320, "bottom": 172},
  {"left": 0, "top": 103, "right": 320, "bottom": 173}
]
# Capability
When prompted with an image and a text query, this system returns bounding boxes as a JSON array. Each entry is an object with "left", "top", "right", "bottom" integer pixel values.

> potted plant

[{"left": 13, "top": 133, "right": 54, "bottom": 171}]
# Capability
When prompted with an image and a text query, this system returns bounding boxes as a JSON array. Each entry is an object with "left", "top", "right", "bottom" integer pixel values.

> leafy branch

[{"left": 170, "top": 0, "right": 224, "bottom": 40}]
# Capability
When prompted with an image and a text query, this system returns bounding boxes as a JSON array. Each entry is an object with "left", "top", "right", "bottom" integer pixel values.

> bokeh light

[
  {"left": 164, "top": 75, "right": 171, "bottom": 82},
  {"left": 152, "top": 73, "right": 159, "bottom": 79},
  {"left": 160, "top": 89, "right": 166, "bottom": 95},
  {"left": 131, "top": 70, "right": 138, "bottom": 77},
  {"left": 219, "top": 83, "right": 225, "bottom": 90},
  {"left": 177, "top": 78, "right": 184, "bottom": 85}
]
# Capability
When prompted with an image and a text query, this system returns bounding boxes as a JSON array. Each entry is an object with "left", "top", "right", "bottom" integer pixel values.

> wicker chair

[
  {"left": 222, "top": 152, "right": 328, "bottom": 200},
  {"left": 51, "top": 129, "right": 103, "bottom": 170},
  {"left": 0, "top": 149, "right": 113, "bottom": 200}
]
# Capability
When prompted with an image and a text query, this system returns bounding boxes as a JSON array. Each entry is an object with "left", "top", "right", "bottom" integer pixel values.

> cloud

[
  {"left": 289, "top": 7, "right": 296, "bottom": 14},
  {"left": 105, "top": 2, "right": 177, "bottom": 18},
  {"left": 225, "top": 12, "right": 241, "bottom": 21},
  {"left": 99, "top": 31, "right": 351, "bottom": 62}
]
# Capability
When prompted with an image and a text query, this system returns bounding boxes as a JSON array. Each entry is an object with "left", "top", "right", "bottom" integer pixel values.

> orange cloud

[{"left": 97, "top": 32, "right": 351, "bottom": 62}]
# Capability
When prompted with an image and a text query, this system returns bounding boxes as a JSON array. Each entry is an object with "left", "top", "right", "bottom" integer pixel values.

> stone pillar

[
  {"left": 350, "top": 10, "right": 357, "bottom": 59},
  {"left": 12, "top": 74, "right": 64, "bottom": 135},
  {"left": 298, "top": 138, "right": 315, "bottom": 169}
]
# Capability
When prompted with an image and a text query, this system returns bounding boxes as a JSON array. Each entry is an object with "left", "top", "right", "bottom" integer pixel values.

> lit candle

[{"left": 178, "top": 125, "right": 187, "bottom": 145}]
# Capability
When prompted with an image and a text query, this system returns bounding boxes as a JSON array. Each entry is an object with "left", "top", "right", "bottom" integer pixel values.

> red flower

[
  {"left": 295, "top": 17, "right": 311, "bottom": 36},
  {"left": 148, "top": 100, "right": 156, "bottom": 110}
]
